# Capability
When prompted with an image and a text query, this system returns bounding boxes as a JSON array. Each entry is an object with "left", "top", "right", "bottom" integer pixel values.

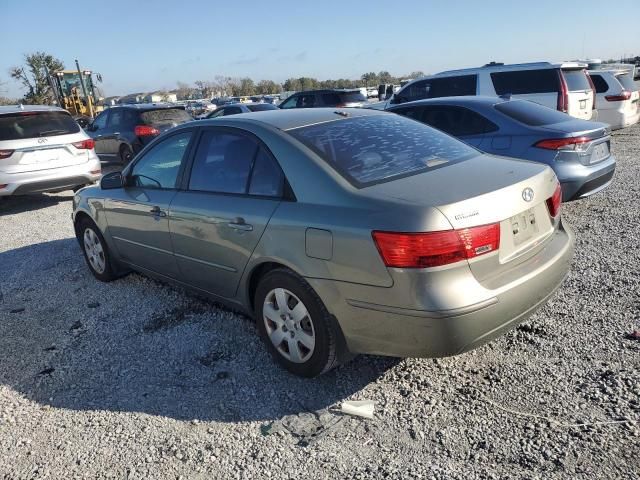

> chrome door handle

[
  {"left": 228, "top": 217, "right": 253, "bottom": 231},
  {"left": 149, "top": 206, "right": 167, "bottom": 217}
]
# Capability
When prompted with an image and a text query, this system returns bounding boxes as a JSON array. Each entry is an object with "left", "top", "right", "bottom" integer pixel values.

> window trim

[
  {"left": 180, "top": 126, "right": 294, "bottom": 200},
  {"left": 122, "top": 128, "right": 197, "bottom": 191}
]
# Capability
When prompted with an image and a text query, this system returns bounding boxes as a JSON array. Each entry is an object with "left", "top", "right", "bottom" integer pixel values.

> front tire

[
  {"left": 78, "top": 218, "right": 117, "bottom": 282},
  {"left": 255, "top": 269, "right": 339, "bottom": 377}
]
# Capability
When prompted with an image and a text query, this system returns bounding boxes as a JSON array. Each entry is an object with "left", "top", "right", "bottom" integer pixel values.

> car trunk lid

[
  {"left": 0, "top": 133, "right": 92, "bottom": 173},
  {"left": 367, "top": 154, "right": 559, "bottom": 281}
]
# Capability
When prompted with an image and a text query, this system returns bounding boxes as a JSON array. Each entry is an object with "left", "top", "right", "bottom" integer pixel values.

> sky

[{"left": 1, "top": 0, "right": 639, "bottom": 98}]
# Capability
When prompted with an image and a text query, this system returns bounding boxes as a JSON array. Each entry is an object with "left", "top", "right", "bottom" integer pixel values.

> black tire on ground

[
  {"left": 77, "top": 217, "right": 118, "bottom": 282},
  {"left": 119, "top": 144, "right": 133, "bottom": 165},
  {"left": 255, "top": 268, "right": 340, "bottom": 377}
]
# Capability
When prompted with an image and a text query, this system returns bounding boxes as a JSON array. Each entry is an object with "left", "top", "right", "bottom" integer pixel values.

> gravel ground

[{"left": 1, "top": 125, "right": 639, "bottom": 480}]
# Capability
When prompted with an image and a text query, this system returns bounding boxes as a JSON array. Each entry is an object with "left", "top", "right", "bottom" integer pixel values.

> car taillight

[
  {"left": 546, "top": 183, "right": 562, "bottom": 217},
  {"left": 72, "top": 139, "right": 95, "bottom": 150},
  {"left": 0, "top": 149, "right": 14, "bottom": 159},
  {"left": 134, "top": 125, "right": 160, "bottom": 136},
  {"left": 557, "top": 71, "right": 569, "bottom": 113},
  {"left": 585, "top": 71, "right": 596, "bottom": 110},
  {"left": 372, "top": 223, "right": 500, "bottom": 269},
  {"left": 534, "top": 136, "right": 591, "bottom": 150},
  {"left": 605, "top": 91, "right": 632, "bottom": 102}
]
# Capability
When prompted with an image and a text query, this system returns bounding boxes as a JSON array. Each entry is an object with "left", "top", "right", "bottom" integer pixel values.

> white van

[
  {"left": 588, "top": 68, "right": 639, "bottom": 129},
  {"left": 380, "top": 62, "right": 596, "bottom": 120}
]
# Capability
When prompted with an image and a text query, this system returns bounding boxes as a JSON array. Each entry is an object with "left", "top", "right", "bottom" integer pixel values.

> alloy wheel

[
  {"left": 263, "top": 288, "right": 315, "bottom": 363},
  {"left": 83, "top": 228, "right": 106, "bottom": 274}
]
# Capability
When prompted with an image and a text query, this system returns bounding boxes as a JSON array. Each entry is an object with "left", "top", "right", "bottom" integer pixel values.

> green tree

[
  {"left": 406, "top": 71, "right": 425, "bottom": 79},
  {"left": 9, "top": 51, "right": 64, "bottom": 104},
  {"left": 238, "top": 77, "right": 256, "bottom": 96},
  {"left": 283, "top": 78, "right": 301, "bottom": 91},
  {"left": 377, "top": 71, "right": 393, "bottom": 84},
  {"left": 361, "top": 72, "right": 377, "bottom": 87},
  {"left": 256, "top": 79, "right": 281, "bottom": 94}
]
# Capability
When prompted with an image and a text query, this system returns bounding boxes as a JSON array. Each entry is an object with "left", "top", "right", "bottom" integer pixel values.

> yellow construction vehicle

[{"left": 49, "top": 59, "right": 104, "bottom": 126}]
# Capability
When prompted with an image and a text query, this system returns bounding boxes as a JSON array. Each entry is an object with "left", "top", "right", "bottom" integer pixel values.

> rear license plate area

[
  {"left": 21, "top": 150, "right": 60, "bottom": 165},
  {"left": 510, "top": 208, "right": 539, "bottom": 246},
  {"left": 591, "top": 143, "right": 609, "bottom": 164}
]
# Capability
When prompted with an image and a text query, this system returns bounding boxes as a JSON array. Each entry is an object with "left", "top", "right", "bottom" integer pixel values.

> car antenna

[{"left": 334, "top": 110, "right": 349, "bottom": 117}]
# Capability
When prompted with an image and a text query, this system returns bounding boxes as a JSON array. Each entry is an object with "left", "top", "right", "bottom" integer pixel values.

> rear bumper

[
  {"left": 557, "top": 155, "right": 616, "bottom": 201},
  {"left": 308, "top": 221, "right": 574, "bottom": 358},
  {"left": 596, "top": 109, "right": 640, "bottom": 130},
  {"left": 0, "top": 159, "right": 101, "bottom": 196}
]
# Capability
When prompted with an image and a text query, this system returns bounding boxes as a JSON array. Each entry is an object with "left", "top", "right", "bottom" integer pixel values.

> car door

[
  {"left": 103, "top": 129, "right": 195, "bottom": 278},
  {"left": 169, "top": 127, "right": 284, "bottom": 298},
  {"left": 103, "top": 107, "right": 124, "bottom": 155},
  {"left": 88, "top": 110, "right": 110, "bottom": 156}
]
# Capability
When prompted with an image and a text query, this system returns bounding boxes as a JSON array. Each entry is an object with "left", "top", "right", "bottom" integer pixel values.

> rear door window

[
  {"left": 494, "top": 100, "right": 571, "bottom": 126},
  {"left": 140, "top": 108, "right": 192, "bottom": 125},
  {"left": 107, "top": 109, "right": 123, "bottom": 127},
  {"left": 188, "top": 130, "right": 258, "bottom": 194},
  {"left": 589, "top": 74, "right": 609, "bottom": 93},
  {"left": 420, "top": 106, "right": 498, "bottom": 136},
  {"left": 338, "top": 91, "right": 367, "bottom": 103},
  {"left": 563, "top": 70, "right": 591, "bottom": 91},
  {"left": 297, "top": 95, "right": 316, "bottom": 108},
  {"left": 288, "top": 114, "right": 476, "bottom": 187},
  {"left": 396, "top": 75, "right": 476, "bottom": 103},
  {"left": 491, "top": 69, "right": 559, "bottom": 95},
  {"left": 248, "top": 148, "right": 284, "bottom": 197},
  {"left": 0, "top": 110, "right": 80, "bottom": 140}
]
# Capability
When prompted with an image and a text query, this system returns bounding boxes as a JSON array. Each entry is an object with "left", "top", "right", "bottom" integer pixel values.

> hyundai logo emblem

[{"left": 522, "top": 187, "right": 534, "bottom": 202}]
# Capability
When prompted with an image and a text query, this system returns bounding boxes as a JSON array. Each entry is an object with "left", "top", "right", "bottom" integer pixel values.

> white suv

[
  {"left": 377, "top": 62, "right": 596, "bottom": 120},
  {"left": 588, "top": 68, "right": 639, "bottom": 129},
  {"left": 0, "top": 105, "right": 101, "bottom": 196}
]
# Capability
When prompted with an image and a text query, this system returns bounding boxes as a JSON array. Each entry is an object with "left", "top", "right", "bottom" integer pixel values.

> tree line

[{"left": 1, "top": 51, "right": 429, "bottom": 105}]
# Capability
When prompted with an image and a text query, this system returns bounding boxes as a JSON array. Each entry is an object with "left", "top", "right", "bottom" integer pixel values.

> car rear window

[
  {"left": 616, "top": 73, "right": 638, "bottom": 92},
  {"left": 288, "top": 114, "right": 476, "bottom": 187},
  {"left": 494, "top": 100, "right": 571, "bottom": 126},
  {"left": 247, "top": 104, "right": 278, "bottom": 112},
  {"left": 140, "top": 108, "right": 192, "bottom": 125},
  {"left": 589, "top": 74, "right": 609, "bottom": 93},
  {"left": 562, "top": 70, "right": 591, "bottom": 91},
  {"left": 0, "top": 111, "right": 80, "bottom": 140},
  {"left": 491, "top": 69, "right": 558, "bottom": 95}
]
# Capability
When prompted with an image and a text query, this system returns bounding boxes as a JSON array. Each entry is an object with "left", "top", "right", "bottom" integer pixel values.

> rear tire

[
  {"left": 78, "top": 218, "right": 117, "bottom": 282},
  {"left": 255, "top": 269, "right": 339, "bottom": 377},
  {"left": 119, "top": 144, "right": 133, "bottom": 165}
]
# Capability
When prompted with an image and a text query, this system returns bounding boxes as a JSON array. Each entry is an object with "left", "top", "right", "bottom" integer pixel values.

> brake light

[
  {"left": 72, "top": 139, "right": 95, "bottom": 150},
  {"left": 134, "top": 125, "right": 160, "bottom": 136},
  {"left": 534, "top": 136, "right": 591, "bottom": 150},
  {"left": 557, "top": 71, "right": 569, "bottom": 113},
  {"left": 585, "top": 71, "right": 596, "bottom": 110},
  {"left": 0, "top": 149, "right": 14, "bottom": 159},
  {"left": 546, "top": 183, "right": 562, "bottom": 217},
  {"left": 372, "top": 223, "right": 500, "bottom": 268},
  {"left": 605, "top": 91, "right": 632, "bottom": 102}
]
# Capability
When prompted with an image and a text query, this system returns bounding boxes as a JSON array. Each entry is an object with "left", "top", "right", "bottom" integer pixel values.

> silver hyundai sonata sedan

[{"left": 72, "top": 108, "right": 574, "bottom": 377}]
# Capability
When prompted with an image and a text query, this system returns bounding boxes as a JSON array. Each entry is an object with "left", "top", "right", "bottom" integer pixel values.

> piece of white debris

[{"left": 340, "top": 400, "right": 375, "bottom": 419}]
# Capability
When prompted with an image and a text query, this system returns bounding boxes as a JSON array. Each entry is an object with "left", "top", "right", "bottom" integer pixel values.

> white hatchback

[
  {"left": 588, "top": 69, "right": 640, "bottom": 130},
  {"left": 0, "top": 105, "right": 101, "bottom": 196}
]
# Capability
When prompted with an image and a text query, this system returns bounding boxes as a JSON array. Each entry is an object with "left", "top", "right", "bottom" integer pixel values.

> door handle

[
  {"left": 149, "top": 206, "right": 167, "bottom": 217},
  {"left": 228, "top": 217, "right": 253, "bottom": 231}
]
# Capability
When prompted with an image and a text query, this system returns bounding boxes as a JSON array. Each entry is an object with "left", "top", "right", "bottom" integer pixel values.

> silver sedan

[{"left": 72, "top": 108, "right": 574, "bottom": 377}]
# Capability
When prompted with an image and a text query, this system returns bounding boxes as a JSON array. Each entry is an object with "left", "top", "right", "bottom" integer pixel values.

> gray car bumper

[
  {"left": 307, "top": 221, "right": 574, "bottom": 358},
  {"left": 557, "top": 156, "right": 616, "bottom": 201}
]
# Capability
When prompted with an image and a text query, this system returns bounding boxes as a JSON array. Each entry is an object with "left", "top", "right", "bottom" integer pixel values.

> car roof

[
  {"left": 388, "top": 95, "right": 507, "bottom": 109},
  {"left": 293, "top": 89, "right": 362, "bottom": 95},
  {"left": 436, "top": 61, "right": 587, "bottom": 77},
  {"left": 588, "top": 68, "right": 632, "bottom": 76},
  {"left": 112, "top": 103, "right": 183, "bottom": 110},
  {"left": 199, "top": 107, "right": 385, "bottom": 131},
  {"left": 0, "top": 104, "right": 68, "bottom": 115}
]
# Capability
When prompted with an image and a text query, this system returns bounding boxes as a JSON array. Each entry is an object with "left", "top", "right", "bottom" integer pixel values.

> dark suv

[
  {"left": 279, "top": 89, "right": 366, "bottom": 109},
  {"left": 87, "top": 104, "right": 193, "bottom": 163}
]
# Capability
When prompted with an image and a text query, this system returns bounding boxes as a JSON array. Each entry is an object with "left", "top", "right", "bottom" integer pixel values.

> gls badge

[{"left": 522, "top": 187, "right": 534, "bottom": 202}]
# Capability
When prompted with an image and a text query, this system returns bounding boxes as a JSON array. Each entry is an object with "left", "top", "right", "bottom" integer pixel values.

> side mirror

[{"left": 100, "top": 171, "right": 123, "bottom": 190}]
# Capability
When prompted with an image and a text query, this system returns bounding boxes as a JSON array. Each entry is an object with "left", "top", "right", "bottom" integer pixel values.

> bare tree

[{"left": 10, "top": 51, "right": 64, "bottom": 104}]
